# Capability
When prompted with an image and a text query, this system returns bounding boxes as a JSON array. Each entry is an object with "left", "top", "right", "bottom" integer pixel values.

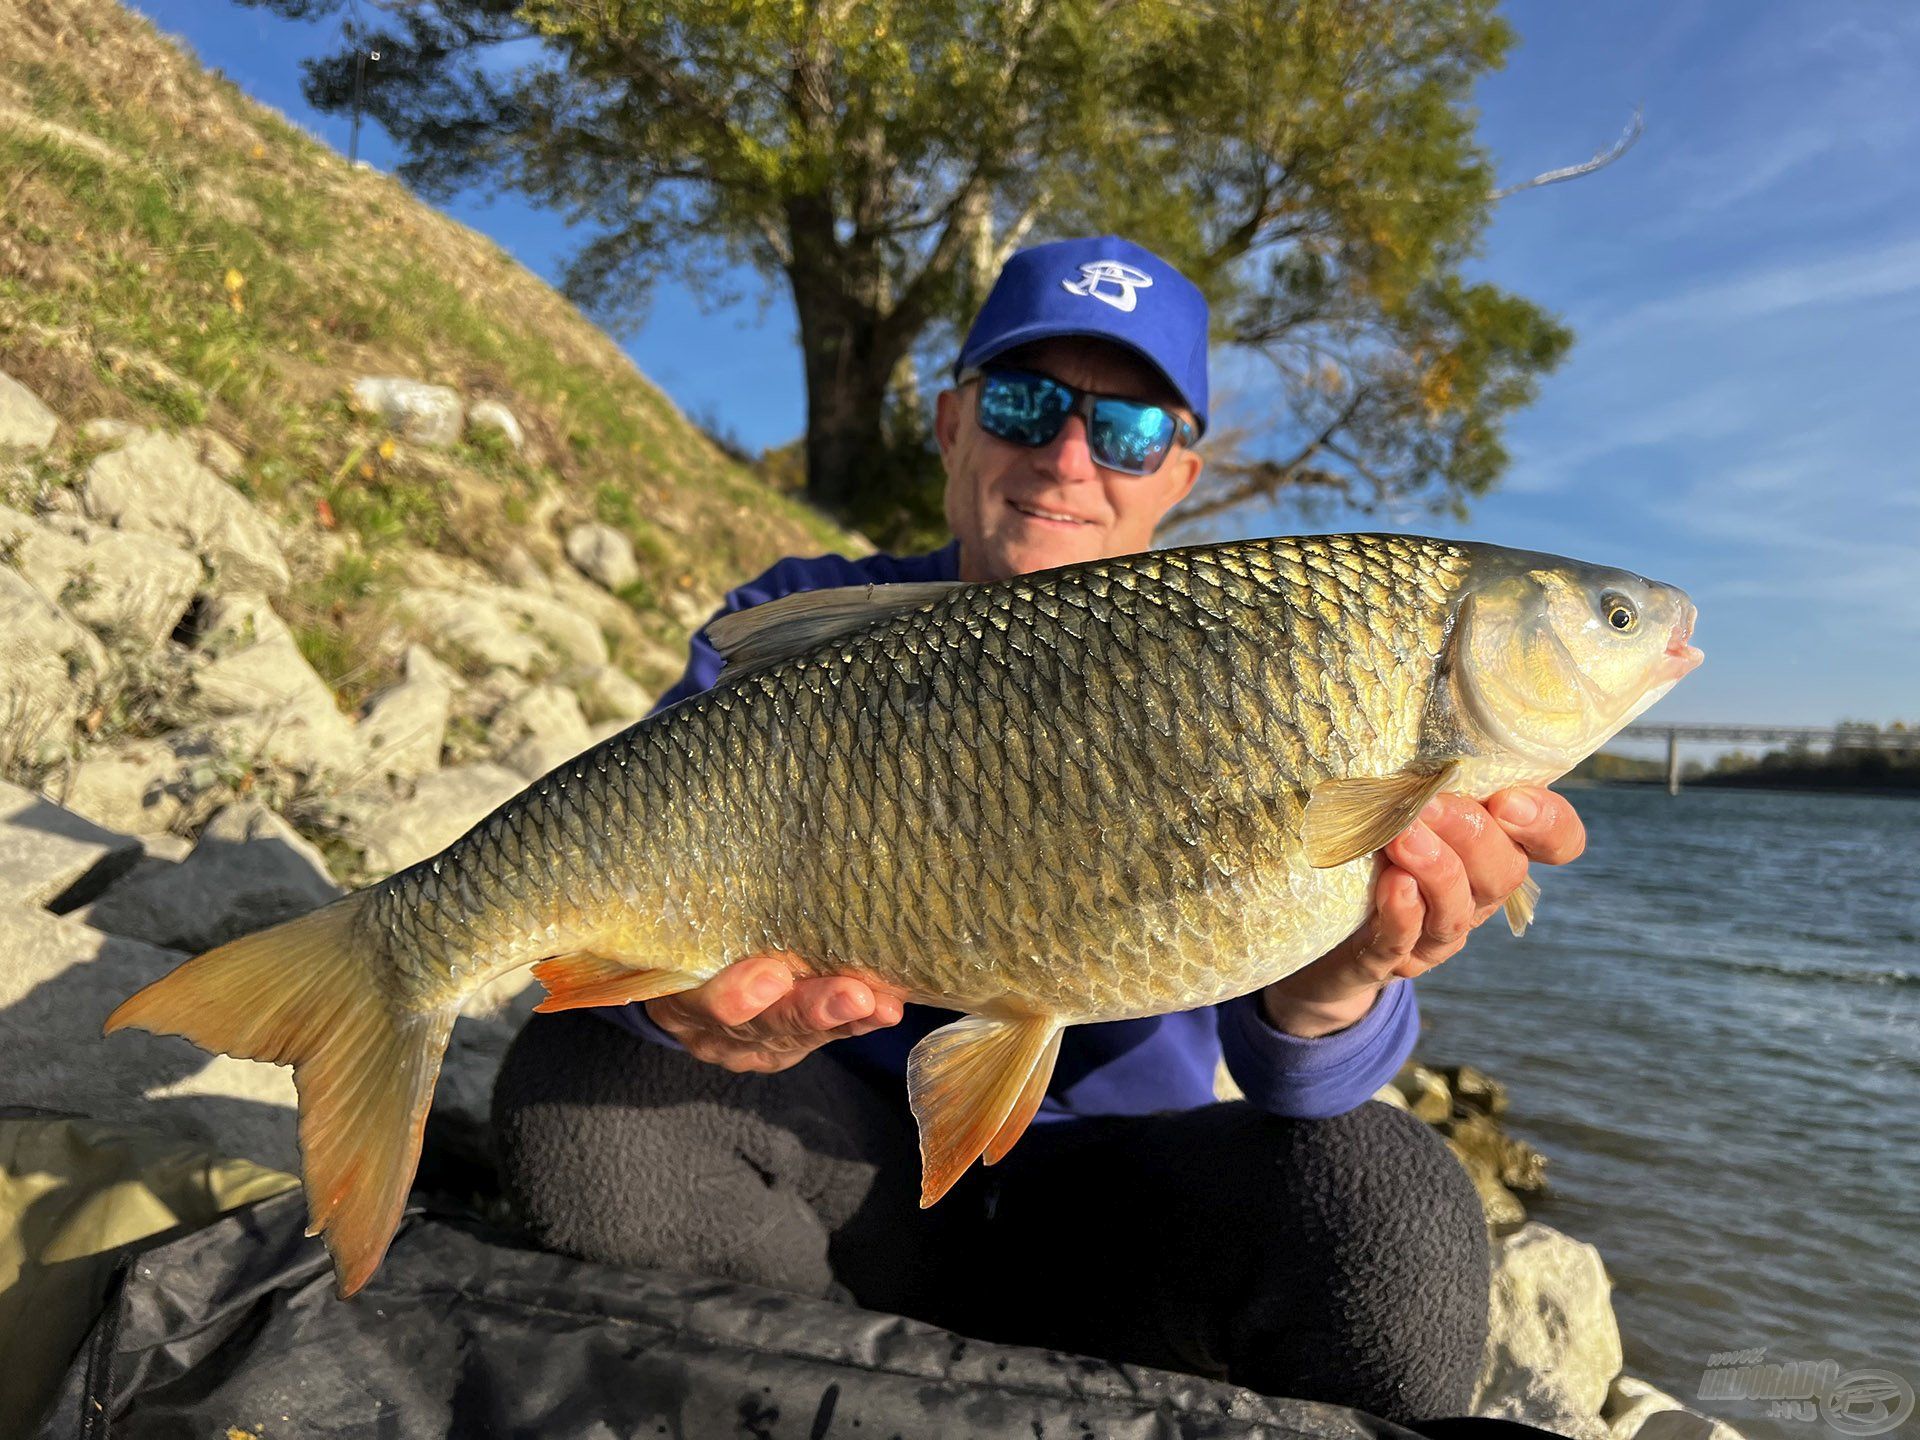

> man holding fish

[
  {"left": 112, "top": 237, "right": 1697, "bottom": 1427},
  {"left": 491, "top": 238, "right": 1596, "bottom": 1423}
]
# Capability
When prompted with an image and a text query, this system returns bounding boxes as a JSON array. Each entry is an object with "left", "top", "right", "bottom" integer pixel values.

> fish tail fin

[{"left": 104, "top": 890, "right": 455, "bottom": 1298}]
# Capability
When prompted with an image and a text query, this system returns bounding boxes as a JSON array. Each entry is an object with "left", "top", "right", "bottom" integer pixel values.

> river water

[{"left": 1415, "top": 786, "right": 1918, "bottom": 1440}]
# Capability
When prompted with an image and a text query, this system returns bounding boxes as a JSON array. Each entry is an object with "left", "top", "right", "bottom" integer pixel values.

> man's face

[{"left": 936, "top": 337, "right": 1204, "bottom": 583}]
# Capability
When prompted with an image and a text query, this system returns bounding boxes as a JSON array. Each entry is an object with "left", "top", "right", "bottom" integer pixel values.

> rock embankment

[{"left": 0, "top": 370, "right": 1743, "bottom": 1439}]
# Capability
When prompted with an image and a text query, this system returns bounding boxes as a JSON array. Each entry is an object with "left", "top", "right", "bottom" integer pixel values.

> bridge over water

[{"left": 1615, "top": 723, "right": 1915, "bottom": 793}]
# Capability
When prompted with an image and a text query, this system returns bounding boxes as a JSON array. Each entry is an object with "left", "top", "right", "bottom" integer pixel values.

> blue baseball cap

[{"left": 953, "top": 236, "right": 1211, "bottom": 436}]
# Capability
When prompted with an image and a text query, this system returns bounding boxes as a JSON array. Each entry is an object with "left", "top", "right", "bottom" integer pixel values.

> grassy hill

[{"left": 0, "top": 0, "right": 857, "bottom": 705}]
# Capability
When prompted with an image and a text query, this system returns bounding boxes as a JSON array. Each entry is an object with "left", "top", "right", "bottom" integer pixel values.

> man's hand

[
  {"left": 646, "top": 953, "right": 906, "bottom": 1073},
  {"left": 1261, "top": 787, "right": 1588, "bottom": 1039}
]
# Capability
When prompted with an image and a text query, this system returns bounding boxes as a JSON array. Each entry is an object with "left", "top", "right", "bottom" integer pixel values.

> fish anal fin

[
  {"left": 907, "top": 1014, "right": 1062, "bottom": 1207},
  {"left": 1301, "top": 764, "right": 1458, "bottom": 869},
  {"left": 1504, "top": 874, "right": 1542, "bottom": 938},
  {"left": 531, "top": 953, "right": 703, "bottom": 1013},
  {"left": 707, "top": 581, "right": 965, "bottom": 675}
]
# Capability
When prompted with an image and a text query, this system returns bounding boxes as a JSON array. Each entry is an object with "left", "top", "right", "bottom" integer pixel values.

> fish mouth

[{"left": 1661, "top": 605, "right": 1704, "bottom": 679}]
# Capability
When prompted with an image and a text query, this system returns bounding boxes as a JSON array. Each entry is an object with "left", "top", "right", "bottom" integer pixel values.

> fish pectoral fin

[
  {"left": 1504, "top": 874, "right": 1542, "bottom": 938},
  {"left": 907, "top": 1014, "right": 1062, "bottom": 1208},
  {"left": 1301, "top": 764, "right": 1458, "bottom": 869},
  {"left": 531, "top": 953, "right": 704, "bottom": 1013},
  {"left": 707, "top": 580, "right": 966, "bottom": 675}
]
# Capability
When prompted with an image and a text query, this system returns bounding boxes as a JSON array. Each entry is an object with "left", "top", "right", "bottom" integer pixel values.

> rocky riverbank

[{"left": 0, "top": 370, "right": 1742, "bottom": 1436}]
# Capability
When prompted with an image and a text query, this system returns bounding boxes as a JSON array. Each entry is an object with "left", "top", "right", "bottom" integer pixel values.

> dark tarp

[{"left": 32, "top": 1190, "right": 1459, "bottom": 1440}]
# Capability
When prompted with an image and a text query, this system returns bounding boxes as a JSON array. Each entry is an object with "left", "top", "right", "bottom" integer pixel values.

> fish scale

[{"left": 106, "top": 532, "right": 1699, "bottom": 1294}]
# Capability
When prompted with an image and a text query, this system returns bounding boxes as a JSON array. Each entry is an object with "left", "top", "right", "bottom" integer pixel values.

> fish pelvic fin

[
  {"left": 1504, "top": 874, "right": 1542, "bottom": 937},
  {"left": 906, "top": 1014, "right": 1062, "bottom": 1208},
  {"left": 1301, "top": 764, "right": 1458, "bottom": 869},
  {"left": 103, "top": 890, "right": 454, "bottom": 1299},
  {"left": 530, "top": 952, "right": 704, "bottom": 1012}
]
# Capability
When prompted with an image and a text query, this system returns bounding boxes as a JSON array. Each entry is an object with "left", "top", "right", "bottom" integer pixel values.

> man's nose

[{"left": 1036, "top": 415, "right": 1100, "bottom": 483}]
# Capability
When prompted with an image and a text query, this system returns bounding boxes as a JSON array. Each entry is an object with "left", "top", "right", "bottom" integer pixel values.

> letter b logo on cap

[{"left": 1062, "top": 261, "right": 1154, "bottom": 313}]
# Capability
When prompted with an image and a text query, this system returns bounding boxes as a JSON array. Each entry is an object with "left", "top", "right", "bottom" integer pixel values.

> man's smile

[{"left": 1008, "top": 498, "right": 1094, "bottom": 526}]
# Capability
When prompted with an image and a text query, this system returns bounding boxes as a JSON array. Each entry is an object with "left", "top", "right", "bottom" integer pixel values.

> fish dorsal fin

[
  {"left": 906, "top": 1013, "right": 1062, "bottom": 1207},
  {"left": 1301, "top": 764, "right": 1458, "bottom": 869},
  {"left": 1504, "top": 874, "right": 1542, "bottom": 937},
  {"left": 708, "top": 581, "right": 966, "bottom": 674}
]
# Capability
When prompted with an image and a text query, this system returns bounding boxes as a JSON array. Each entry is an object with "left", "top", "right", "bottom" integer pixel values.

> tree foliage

[{"left": 251, "top": 0, "right": 1570, "bottom": 543}]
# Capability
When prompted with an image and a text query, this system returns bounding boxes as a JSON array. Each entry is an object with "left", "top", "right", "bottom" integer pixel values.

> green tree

[{"left": 251, "top": 0, "right": 1569, "bottom": 543}]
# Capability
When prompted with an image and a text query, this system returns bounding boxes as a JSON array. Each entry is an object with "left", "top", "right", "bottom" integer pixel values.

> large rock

[
  {"left": 80, "top": 802, "right": 341, "bottom": 954},
  {"left": 0, "top": 502, "right": 201, "bottom": 646},
  {"left": 55, "top": 733, "right": 217, "bottom": 835},
  {"left": 0, "top": 370, "right": 59, "bottom": 452},
  {"left": 492, "top": 682, "right": 593, "bottom": 779},
  {"left": 573, "top": 663, "right": 652, "bottom": 723},
  {"left": 564, "top": 521, "right": 640, "bottom": 591},
  {"left": 1475, "top": 1222, "right": 1624, "bottom": 1437},
  {"left": 187, "top": 597, "right": 364, "bottom": 777},
  {"left": 360, "top": 644, "right": 454, "bottom": 780},
  {"left": 0, "top": 780, "right": 143, "bottom": 911},
  {"left": 398, "top": 582, "right": 609, "bottom": 675},
  {"left": 466, "top": 398, "right": 525, "bottom": 452},
  {"left": 0, "top": 568, "right": 106, "bottom": 764},
  {"left": 1605, "top": 1376, "right": 1747, "bottom": 1440},
  {"left": 0, "top": 904, "right": 299, "bottom": 1173},
  {"left": 1447, "top": 1111, "right": 1549, "bottom": 1193},
  {"left": 82, "top": 430, "right": 289, "bottom": 594},
  {"left": 357, "top": 763, "right": 526, "bottom": 875},
  {"left": 350, "top": 376, "right": 464, "bottom": 448}
]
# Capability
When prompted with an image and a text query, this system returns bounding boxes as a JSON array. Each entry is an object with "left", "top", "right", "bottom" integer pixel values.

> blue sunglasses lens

[
  {"left": 976, "top": 370, "right": 1180, "bottom": 475},
  {"left": 978, "top": 370, "right": 1074, "bottom": 447},
  {"left": 1089, "top": 399, "right": 1177, "bottom": 475}
]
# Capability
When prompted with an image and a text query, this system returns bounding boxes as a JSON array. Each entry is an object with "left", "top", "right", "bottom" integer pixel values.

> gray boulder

[
  {"left": 0, "top": 567, "right": 106, "bottom": 764},
  {"left": 357, "top": 763, "right": 526, "bottom": 875},
  {"left": 398, "top": 582, "right": 608, "bottom": 675},
  {"left": 1474, "top": 1222, "right": 1624, "bottom": 1436},
  {"left": 360, "top": 644, "right": 455, "bottom": 780},
  {"left": 574, "top": 663, "right": 652, "bottom": 723},
  {"left": 0, "top": 370, "right": 59, "bottom": 452},
  {"left": 466, "top": 398, "right": 525, "bottom": 452},
  {"left": 350, "top": 376, "right": 464, "bottom": 448},
  {"left": 82, "top": 429, "right": 289, "bottom": 595},
  {"left": 492, "top": 682, "right": 593, "bottom": 779},
  {"left": 0, "top": 780, "right": 143, "bottom": 911},
  {"left": 1605, "top": 1376, "right": 1747, "bottom": 1440},
  {"left": 56, "top": 733, "right": 218, "bottom": 835},
  {"left": 186, "top": 595, "right": 365, "bottom": 778},
  {"left": 0, "top": 902, "right": 299, "bottom": 1173},
  {"left": 0, "top": 501, "right": 201, "bottom": 646},
  {"left": 564, "top": 521, "right": 640, "bottom": 591},
  {"left": 80, "top": 802, "right": 341, "bottom": 954}
]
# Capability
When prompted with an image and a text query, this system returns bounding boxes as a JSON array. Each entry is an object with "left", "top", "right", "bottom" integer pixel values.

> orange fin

[
  {"left": 1504, "top": 874, "right": 1542, "bottom": 938},
  {"left": 1301, "top": 764, "right": 1457, "bottom": 869},
  {"left": 906, "top": 1014, "right": 1062, "bottom": 1207},
  {"left": 104, "top": 891, "right": 455, "bottom": 1299},
  {"left": 984, "top": 1027, "right": 1063, "bottom": 1166},
  {"left": 531, "top": 952, "right": 703, "bottom": 1012}
]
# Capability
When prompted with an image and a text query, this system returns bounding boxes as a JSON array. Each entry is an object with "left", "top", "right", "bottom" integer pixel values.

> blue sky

[{"left": 126, "top": 0, "right": 1920, "bottom": 733}]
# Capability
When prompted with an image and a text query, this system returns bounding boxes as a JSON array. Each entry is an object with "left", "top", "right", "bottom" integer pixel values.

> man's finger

[
  {"left": 1487, "top": 787, "right": 1586, "bottom": 866},
  {"left": 1424, "top": 795, "right": 1529, "bottom": 911},
  {"left": 652, "top": 954, "right": 792, "bottom": 1032},
  {"left": 1386, "top": 820, "right": 1474, "bottom": 957},
  {"left": 737, "top": 977, "right": 878, "bottom": 1041},
  {"left": 1354, "top": 867, "right": 1422, "bottom": 968}
]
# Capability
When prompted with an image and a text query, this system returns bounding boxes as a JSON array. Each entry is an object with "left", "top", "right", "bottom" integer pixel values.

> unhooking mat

[{"left": 27, "top": 1187, "right": 1513, "bottom": 1440}]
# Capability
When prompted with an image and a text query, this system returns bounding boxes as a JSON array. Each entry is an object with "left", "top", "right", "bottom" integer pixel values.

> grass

[{"left": 0, "top": 0, "right": 865, "bottom": 734}]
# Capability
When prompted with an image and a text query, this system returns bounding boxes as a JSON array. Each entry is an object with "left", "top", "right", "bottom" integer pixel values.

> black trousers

[{"left": 491, "top": 1010, "right": 1490, "bottom": 1427}]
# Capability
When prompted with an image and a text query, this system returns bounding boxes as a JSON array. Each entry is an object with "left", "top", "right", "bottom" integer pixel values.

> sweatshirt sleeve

[{"left": 1215, "top": 979, "right": 1418, "bottom": 1119}]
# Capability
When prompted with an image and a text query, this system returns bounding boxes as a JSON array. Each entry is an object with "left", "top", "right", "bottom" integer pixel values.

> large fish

[{"left": 107, "top": 534, "right": 1701, "bottom": 1295}]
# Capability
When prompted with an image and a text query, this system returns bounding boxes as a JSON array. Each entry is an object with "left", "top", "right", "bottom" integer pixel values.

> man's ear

[
  {"left": 1166, "top": 446, "right": 1203, "bottom": 508},
  {"left": 934, "top": 388, "right": 962, "bottom": 459}
]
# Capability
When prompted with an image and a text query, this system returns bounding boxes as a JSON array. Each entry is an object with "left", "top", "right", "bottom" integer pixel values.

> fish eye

[{"left": 1600, "top": 591, "right": 1638, "bottom": 633}]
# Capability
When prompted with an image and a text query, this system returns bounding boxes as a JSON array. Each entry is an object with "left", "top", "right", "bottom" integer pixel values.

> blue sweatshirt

[{"left": 596, "top": 542, "right": 1417, "bottom": 1120}]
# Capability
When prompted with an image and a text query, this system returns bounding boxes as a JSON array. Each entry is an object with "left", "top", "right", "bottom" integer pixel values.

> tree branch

[{"left": 1491, "top": 107, "right": 1643, "bottom": 200}]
